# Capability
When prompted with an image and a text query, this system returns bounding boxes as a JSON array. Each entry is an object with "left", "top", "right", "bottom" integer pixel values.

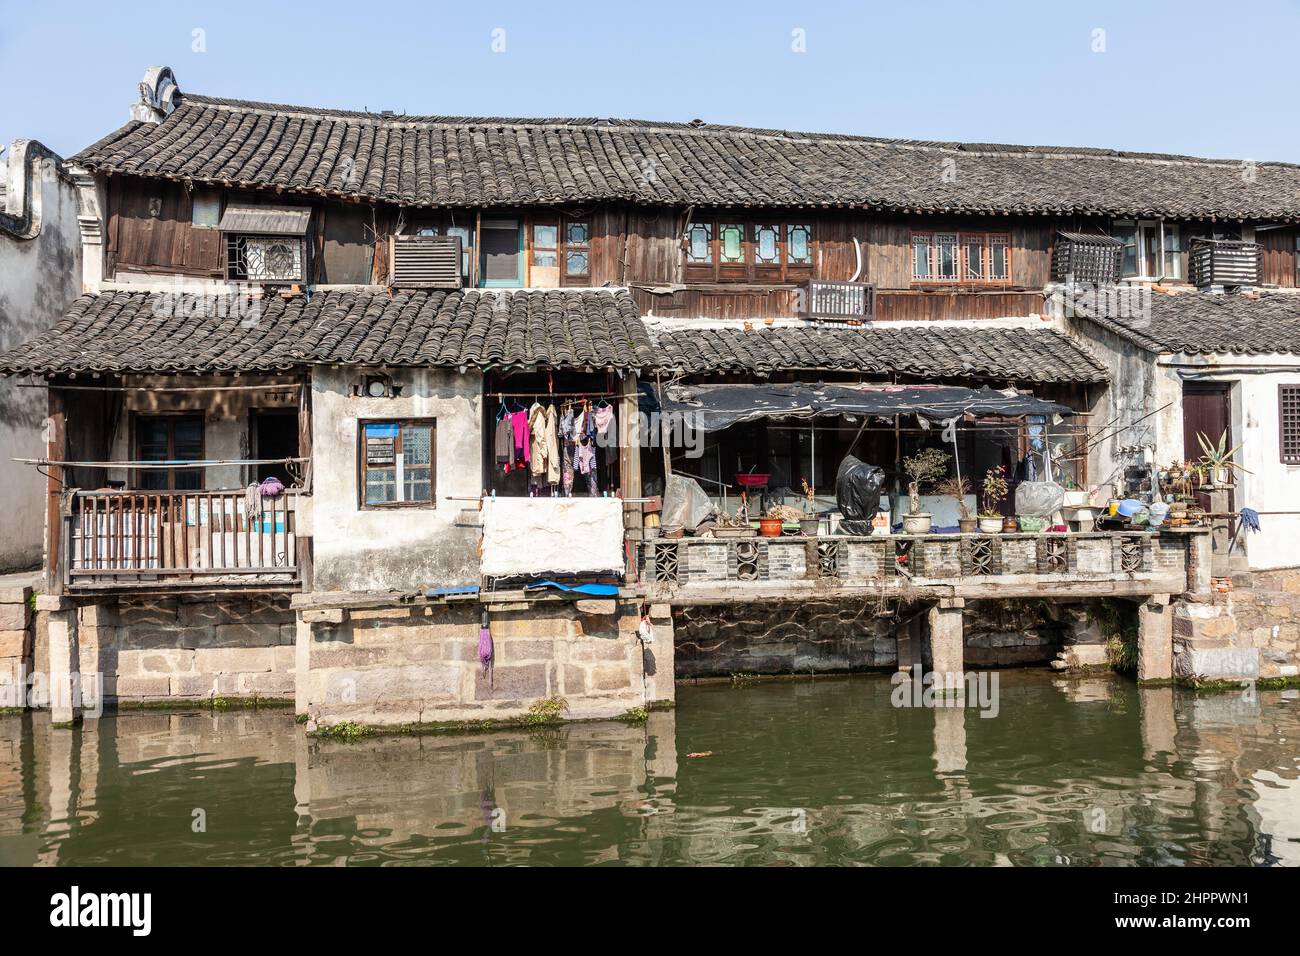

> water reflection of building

[{"left": 0, "top": 686, "right": 1297, "bottom": 866}]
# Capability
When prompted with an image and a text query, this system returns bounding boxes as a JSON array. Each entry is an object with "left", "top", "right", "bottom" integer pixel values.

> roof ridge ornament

[{"left": 130, "top": 66, "right": 180, "bottom": 124}]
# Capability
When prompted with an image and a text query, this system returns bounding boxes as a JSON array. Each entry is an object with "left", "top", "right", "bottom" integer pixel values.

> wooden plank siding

[
  {"left": 108, "top": 176, "right": 223, "bottom": 277},
  {"left": 1258, "top": 227, "right": 1297, "bottom": 287}
]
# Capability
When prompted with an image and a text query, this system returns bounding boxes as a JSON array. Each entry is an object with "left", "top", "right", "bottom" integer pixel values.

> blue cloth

[
  {"left": 523, "top": 580, "right": 619, "bottom": 596},
  {"left": 1239, "top": 507, "right": 1262, "bottom": 533}
]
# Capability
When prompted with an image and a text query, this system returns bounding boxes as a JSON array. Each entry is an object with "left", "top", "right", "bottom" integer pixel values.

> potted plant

[
  {"left": 799, "top": 479, "right": 820, "bottom": 536},
  {"left": 901, "top": 448, "right": 950, "bottom": 534},
  {"left": 937, "top": 476, "right": 976, "bottom": 533},
  {"left": 979, "top": 465, "right": 1008, "bottom": 534},
  {"left": 1196, "top": 430, "right": 1249, "bottom": 485}
]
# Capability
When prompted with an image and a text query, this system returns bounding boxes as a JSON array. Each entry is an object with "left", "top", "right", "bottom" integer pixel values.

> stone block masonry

[
  {"left": 300, "top": 599, "right": 657, "bottom": 729},
  {"left": 0, "top": 576, "right": 36, "bottom": 708},
  {"left": 36, "top": 594, "right": 295, "bottom": 707}
]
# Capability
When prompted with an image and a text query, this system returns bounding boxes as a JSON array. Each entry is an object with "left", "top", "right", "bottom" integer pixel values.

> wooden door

[{"left": 1182, "top": 382, "right": 1232, "bottom": 514}]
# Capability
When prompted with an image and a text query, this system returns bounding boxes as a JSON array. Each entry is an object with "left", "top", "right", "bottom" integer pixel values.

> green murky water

[{"left": 1, "top": 672, "right": 1298, "bottom": 866}]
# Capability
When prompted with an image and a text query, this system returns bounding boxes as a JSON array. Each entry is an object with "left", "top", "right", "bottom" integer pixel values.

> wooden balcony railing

[
  {"left": 799, "top": 279, "right": 875, "bottom": 322},
  {"left": 63, "top": 489, "right": 301, "bottom": 588}
]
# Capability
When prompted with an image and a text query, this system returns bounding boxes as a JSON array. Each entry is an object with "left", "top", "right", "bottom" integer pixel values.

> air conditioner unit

[{"left": 390, "top": 235, "right": 463, "bottom": 289}]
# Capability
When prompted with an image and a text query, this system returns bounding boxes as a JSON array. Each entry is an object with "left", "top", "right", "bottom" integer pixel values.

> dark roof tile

[
  {"left": 0, "top": 289, "right": 655, "bottom": 375},
  {"left": 71, "top": 94, "right": 1300, "bottom": 219},
  {"left": 649, "top": 322, "right": 1107, "bottom": 382},
  {"left": 1069, "top": 291, "right": 1300, "bottom": 355}
]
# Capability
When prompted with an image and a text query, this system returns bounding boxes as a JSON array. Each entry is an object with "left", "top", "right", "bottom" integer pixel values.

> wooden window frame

[
  {"left": 682, "top": 216, "right": 816, "bottom": 283},
  {"left": 133, "top": 412, "right": 205, "bottom": 492},
  {"left": 561, "top": 216, "right": 591, "bottom": 284},
  {"left": 911, "top": 230, "right": 1012, "bottom": 286},
  {"left": 1281, "top": 385, "right": 1300, "bottom": 465},
  {"left": 357, "top": 418, "right": 437, "bottom": 510}
]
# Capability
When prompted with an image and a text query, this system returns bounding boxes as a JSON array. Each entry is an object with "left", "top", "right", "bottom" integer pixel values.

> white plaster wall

[
  {"left": 311, "top": 366, "right": 482, "bottom": 592},
  {"left": 1065, "top": 320, "right": 1182, "bottom": 503},
  {"left": 1168, "top": 360, "right": 1300, "bottom": 571},
  {"left": 103, "top": 375, "right": 295, "bottom": 490},
  {"left": 0, "top": 142, "right": 82, "bottom": 571}
]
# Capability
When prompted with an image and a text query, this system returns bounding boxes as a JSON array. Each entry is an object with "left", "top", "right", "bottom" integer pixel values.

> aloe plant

[{"left": 1196, "top": 430, "right": 1249, "bottom": 482}]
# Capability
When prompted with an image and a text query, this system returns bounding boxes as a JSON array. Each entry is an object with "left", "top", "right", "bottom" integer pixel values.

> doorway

[
  {"left": 252, "top": 409, "right": 300, "bottom": 485},
  {"left": 1182, "top": 381, "right": 1233, "bottom": 515},
  {"left": 480, "top": 217, "right": 523, "bottom": 287}
]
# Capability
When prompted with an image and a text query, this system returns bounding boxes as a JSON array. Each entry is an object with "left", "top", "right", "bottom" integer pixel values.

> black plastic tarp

[{"left": 659, "top": 382, "right": 1072, "bottom": 433}]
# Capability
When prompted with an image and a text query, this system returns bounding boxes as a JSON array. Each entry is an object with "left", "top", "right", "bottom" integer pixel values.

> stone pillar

[
  {"left": 0, "top": 578, "right": 35, "bottom": 710},
  {"left": 926, "top": 598, "right": 965, "bottom": 687},
  {"left": 644, "top": 604, "right": 676, "bottom": 706},
  {"left": 1139, "top": 685, "right": 1177, "bottom": 760},
  {"left": 37, "top": 595, "right": 81, "bottom": 725},
  {"left": 932, "top": 706, "right": 967, "bottom": 774},
  {"left": 1186, "top": 529, "right": 1212, "bottom": 596},
  {"left": 1137, "top": 594, "right": 1173, "bottom": 683},
  {"left": 1207, "top": 484, "right": 1232, "bottom": 578},
  {"left": 294, "top": 613, "right": 313, "bottom": 716}
]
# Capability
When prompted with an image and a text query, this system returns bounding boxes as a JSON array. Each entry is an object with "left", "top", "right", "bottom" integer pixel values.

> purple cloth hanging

[{"left": 478, "top": 617, "right": 494, "bottom": 686}]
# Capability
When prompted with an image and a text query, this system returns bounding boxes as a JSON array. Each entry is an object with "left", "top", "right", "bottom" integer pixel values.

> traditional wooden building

[{"left": 3, "top": 66, "right": 1299, "bottom": 728}]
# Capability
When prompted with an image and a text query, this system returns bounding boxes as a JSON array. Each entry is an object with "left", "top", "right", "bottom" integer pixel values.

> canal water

[{"left": 1, "top": 672, "right": 1297, "bottom": 866}]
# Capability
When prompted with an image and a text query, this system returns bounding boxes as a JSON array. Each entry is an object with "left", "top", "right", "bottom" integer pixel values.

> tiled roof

[
  {"left": 0, "top": 289, "right": 655, "bottom": 375},
  {"left": 648, "top": 322, "right": 1108, "bottom": 382},
  {"left": 71, "top": 93, "right": 1300, "bottom": 219},
  {"left": 1068, "top": 290, "right": 1300, "bottom": 355}
]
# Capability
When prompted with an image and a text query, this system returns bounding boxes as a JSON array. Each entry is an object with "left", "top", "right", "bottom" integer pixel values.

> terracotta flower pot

[{"left": 759, "top": 517, "right": 784, "bottom": 537}]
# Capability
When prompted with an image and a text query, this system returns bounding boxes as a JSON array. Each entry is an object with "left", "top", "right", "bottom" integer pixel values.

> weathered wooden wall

[
  {"left": 1258, "top": 227, "right": 1296, "bottom": 287},
  {"left": 107, "top": 176, "right": 223, "bottom": 276}
]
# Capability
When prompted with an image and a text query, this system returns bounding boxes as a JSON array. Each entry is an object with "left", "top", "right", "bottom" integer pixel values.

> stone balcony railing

[{"left": 637, "top": 530, "right": 1205, "bottom": 604}]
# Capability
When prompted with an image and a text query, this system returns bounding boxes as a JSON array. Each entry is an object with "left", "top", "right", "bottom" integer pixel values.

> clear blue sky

[{"left": 3, "top": 0, "right": 1298, "bottom": 162}]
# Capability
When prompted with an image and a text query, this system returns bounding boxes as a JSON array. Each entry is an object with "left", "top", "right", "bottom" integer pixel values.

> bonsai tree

[
  {"left": 936, "top": 476, "right": 972, "bottom": 521},
  {"left": 902, "top": 448, "right": 950, "bottom": 515},
  {"left": 980, "top": 465, "right": 1008, "bottom": 517}
]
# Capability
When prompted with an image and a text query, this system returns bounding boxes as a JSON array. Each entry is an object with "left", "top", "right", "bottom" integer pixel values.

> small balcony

[
  {"left": 61, "top": 489, "right": 303, "bottom": 591},
  {"left": 798, "top": 279, "right": 875, "bottom": 322}
]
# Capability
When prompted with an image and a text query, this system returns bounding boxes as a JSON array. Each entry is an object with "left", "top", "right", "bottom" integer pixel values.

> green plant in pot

[
  {"left": 979, "top": 465, "right": 1009, "bottom": 534},
  {"left": 937, "top": 476, "right": 976, "bottom": 533},
  {"left": 1196, "top": 430, "right": 1249, "bottom": 486},
  {"left": 901, "top": 448, "right": 950, "bottom": 534}
]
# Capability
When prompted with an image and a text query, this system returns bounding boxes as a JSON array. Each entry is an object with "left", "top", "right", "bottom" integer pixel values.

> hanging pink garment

[{"left": 510, "top": 409, "right": 530, "bottom": 469}]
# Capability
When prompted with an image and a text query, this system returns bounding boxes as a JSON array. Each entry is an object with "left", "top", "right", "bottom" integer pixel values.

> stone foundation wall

[
  {"left": 0, "top": 579, "right": 36, "bottom": 707},
  {"left": 673, "top": 598, "right": 1069, "bottom": 679},
  {"left": 1174, "top": 568, "right": 1300, "bottom": 681},
  {"left": 962, "top": 600, "right": 1068, "bottom": 668},
  {"left": 300, "top": 599, "right": 662, "bottom": 729},
  {"left": 60, "top": 595, "right": 295, "bottom": 704},
  {"left": 674, "top": 602, "right": 898, "bottom": 678}
]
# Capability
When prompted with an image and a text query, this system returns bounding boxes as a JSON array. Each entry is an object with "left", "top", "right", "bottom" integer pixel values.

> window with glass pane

[
  {"left": 687, "top": 223, "right": 713, "bottom": 263},
  {"left": 137, "top": 415, "right": 203, "bottom": 491},
  {"left": 754, "top": 224, "right": 781, "bottom": 264},
  {"left": 719, "top": 224, "right": 745, "bottom": 263},
  {"left": 964, "top": 238, "right": 984, "bottom": 279},
  {"left": 1162, "top": 225, "right": 1181, "bottom": 279},
  {"left": 447, "top": 225, "right": 472, "bottom": 279},
  {"left": 935, "top": 234, "right": 958, "bottom": 279},
  {"left": 988, "top": 236, "right": 1008, "bottom": 279},
  {"left": 562, "top": 219, "right": 590, "bottom": 278},
  {"left": 532, "top": 223, "right": 558, "bottom": 267},
  {"left": 912, "top": 235, "right": 932, "bottom": 279},
  {"left": 787, "top": 224, "right": 812, "bottom": 264},
  {"left": 361, "top": 420, "right": 435, "bottom": 507}
]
